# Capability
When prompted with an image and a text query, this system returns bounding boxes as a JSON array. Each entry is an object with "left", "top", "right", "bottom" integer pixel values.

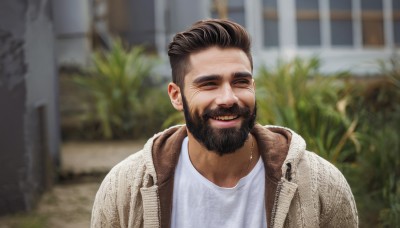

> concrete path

[{"left": 61, "top": 140, "right": 146, "bottom": 175}]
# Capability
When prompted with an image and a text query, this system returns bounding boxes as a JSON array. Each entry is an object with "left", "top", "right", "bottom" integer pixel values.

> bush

[
  {"left": 255, "top": 57, "right": 359, "bottom": 165},
  {"left": 73, "top": 39, "right": 175, "bottom": 140},
  {"left": 345, "top": 57, "right": 400, "bottom": 227}
]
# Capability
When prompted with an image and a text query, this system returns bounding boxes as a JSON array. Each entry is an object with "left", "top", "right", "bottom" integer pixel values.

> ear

[{"left": 168, "top": 82, "right": 183, "bottom": 111}]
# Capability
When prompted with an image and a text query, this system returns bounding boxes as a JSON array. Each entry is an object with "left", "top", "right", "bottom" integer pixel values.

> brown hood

[
  {"left": 251, "top": 125, "right": 292, "bottom": 224},
  {"left": 151, "top": 124, "right": 291, "bottom": 228}
]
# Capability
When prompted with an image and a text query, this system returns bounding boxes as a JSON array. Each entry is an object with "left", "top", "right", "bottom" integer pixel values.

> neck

[{"left": 187, "top": 131, "right": 259, "bottom": 188}]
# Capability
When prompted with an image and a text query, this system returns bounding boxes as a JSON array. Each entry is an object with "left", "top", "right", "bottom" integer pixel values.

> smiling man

[{"left": 91, "top": 19, "right": 358, "bottom": 228}]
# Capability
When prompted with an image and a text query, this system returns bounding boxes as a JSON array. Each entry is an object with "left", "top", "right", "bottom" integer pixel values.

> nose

[{"left": 216, "top": 84, "right": 239, "bottom": 108}]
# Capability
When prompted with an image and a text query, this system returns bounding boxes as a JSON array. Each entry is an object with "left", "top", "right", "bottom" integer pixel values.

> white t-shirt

[{"left": 171, "top": 137, "right": 267, "bottom": 228}]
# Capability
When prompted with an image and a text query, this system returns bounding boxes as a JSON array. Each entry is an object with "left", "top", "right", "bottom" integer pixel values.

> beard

[{"left": 182, "top": 93, "right": 257, "bottom": 156}]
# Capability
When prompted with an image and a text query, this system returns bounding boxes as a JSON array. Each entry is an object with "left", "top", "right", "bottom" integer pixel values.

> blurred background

[{"left": 0, "top": 0, "right": 399, "bottom": 227}]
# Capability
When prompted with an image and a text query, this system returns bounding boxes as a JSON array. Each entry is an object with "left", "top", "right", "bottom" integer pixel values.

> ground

[
  {"left": 0, "top": 179, "right": 101, "bottom": 228},
  {"left": 0, "top": 140, "right": 144, "bottom": 228}
]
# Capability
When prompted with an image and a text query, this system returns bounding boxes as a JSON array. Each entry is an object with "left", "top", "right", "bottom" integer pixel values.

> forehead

[{"left": 186, "top": 47, "right": 252, "bottom": 79}]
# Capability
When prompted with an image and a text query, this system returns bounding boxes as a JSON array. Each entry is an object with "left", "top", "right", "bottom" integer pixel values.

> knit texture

[{"left": 91, "top": 125, "right": 358, "bottom": 228}]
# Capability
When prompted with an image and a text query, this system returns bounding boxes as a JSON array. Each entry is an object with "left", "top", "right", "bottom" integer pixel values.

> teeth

[{"left": 214, "top": 115, "right": 238, "bottom": 121}]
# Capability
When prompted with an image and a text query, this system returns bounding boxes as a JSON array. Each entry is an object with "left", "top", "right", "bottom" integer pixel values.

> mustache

[{"left": 202, "top": 104, "right": 251, "bottom": 120}]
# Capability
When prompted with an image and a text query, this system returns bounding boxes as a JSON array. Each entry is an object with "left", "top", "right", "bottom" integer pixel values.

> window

[
  {"left": 329, "top": 0, "right": 353, "bottom": 46},
  {"left": 262, "top": 0, "right": 279, "bottom": 47},
  {"left": 211, "top": 0, "right": 245, "bottom": 26},
  {"left": 393, "top": 0, "right": 400, "bottom": 46},
  {"left": 296, "top": 0, "right": 321, "bottom": 46},
  {"left": 361, "top": 0, "right": 384, "bottom": 47}
]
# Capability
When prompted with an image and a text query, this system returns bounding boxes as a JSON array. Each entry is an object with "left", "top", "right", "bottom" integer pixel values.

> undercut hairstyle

[{"left": 168, "top": 19, "right": 253, "bottom": 89}]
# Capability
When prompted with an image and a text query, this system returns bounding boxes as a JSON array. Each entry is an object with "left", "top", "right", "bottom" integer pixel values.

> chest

[{"left": 171, "top": 148, "right": 267, "bottom": 228}]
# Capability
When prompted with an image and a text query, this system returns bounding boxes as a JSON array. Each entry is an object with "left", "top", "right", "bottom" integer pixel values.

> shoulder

[
  {"left": 259, "top": 124, "right": 358, "bottom": 226},
  {"left": 302, "top": 151, "right": 358, "bottom": 227},
  {"left": 305, "top": 151, "right": 344, "bottom": 181},
  {"left": 298, "top": 151, "right": 351, "bottom": 198},
  {"left": 94, "top": 149, "right": 151, "bottom": 202},
  {"left": 91, "top": 150, "right": 148, "bottom": 227},
  {"left": 102, "top": 150, "right": 147, "bottom": 188}
]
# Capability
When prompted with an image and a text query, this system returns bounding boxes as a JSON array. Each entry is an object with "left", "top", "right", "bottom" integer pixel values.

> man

[{"left": 91, "top": 19, "right": 358, "bottom": 228}]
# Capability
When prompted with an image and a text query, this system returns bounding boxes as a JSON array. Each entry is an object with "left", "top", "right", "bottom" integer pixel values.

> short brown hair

[{"left": 168, "top": 19, "right": 253, "bottom": 89}]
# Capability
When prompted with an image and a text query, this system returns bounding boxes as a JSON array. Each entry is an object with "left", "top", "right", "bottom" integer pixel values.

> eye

[
  {"left": 234, "top": 79, "right": 251, "bottom": 87},
  {"left": 200, "top": 81, "right": 218, "bottom": 89}
]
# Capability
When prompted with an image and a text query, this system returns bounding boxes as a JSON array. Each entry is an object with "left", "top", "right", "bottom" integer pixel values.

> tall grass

[
  {"left": 255, "top": 57, "right": 359, "bottom": 165},
  {"left": 73, "top": 39, "right": 174, "bottom": 139},
  {"left": 345, "top": 58, "right": 400, "bottom": 227}
]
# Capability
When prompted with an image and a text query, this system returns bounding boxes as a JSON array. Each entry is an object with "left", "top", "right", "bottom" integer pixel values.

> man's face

[{"left": 181, "top": 47, "right": 256, "bottom": 155}]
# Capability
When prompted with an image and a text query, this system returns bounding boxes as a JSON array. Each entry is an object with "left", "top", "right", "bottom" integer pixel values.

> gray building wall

[
  {"left": 52, "top": 0, "right": 92, "bottom": 66},
  {"left": 0, "top": 0, "right": 59, "bottom": 215},
  {"left": 109, "top": 0, "right": 209, "bottom": 52},
  {"left": 128, "top": 0, "right": 156, "bottom": 49},
  {"left": 167, "top": 0, "right": 209, "bottom": 34}
]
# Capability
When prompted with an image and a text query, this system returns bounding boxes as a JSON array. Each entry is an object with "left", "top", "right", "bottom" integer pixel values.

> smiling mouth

[{"left": 211, "top": 115, "right": 239, "bottom": 121}]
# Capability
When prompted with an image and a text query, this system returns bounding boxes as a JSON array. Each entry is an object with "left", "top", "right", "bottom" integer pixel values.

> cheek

[
  {"left": 246, "top": 87, "right": 255, "bottom": 94},
  {"left": 234, "top": 88, "right": 256, "bottom": 103},
  {"left": 187, "top": 92, "right": 216, "bottom": 114},
  {"left": 185, "top": 85, "right": 213, "bottom": 105},
  {"left": 187, "top": 89, "right": 201, "bottom": 104}
]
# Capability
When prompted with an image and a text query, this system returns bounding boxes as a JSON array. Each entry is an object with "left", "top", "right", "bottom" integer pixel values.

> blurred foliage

[
  {"left": 0, "top": 212, "right": 48, "bottom": 228},
  {"left": 255, "top": 57, "right": 359, "bottom": 165},
  {"left": 162, "top": 111, "right": 185, "bottom": 129},
  {"left": 344, "top": 57, "right": 400, "bottom": 227},
  {"left": 255, "top": 56, "right": 399, "bottom": 227},
  {"left": 72, "top": 39, "right": 175, "bottom": 139}
]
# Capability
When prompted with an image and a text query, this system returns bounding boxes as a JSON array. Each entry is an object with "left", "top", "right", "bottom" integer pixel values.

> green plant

[
  {"left": 255, "top": 57, "right": 359, "bottom": 165},
  {"left": 134, "top": 87, "right": 177, "bottom": 137},
  {"left": 1, "top": 213, "right": 48, "bottom": 228},
  {"left": 74, "top": 39, "right": 159, "bottom": 139},
  {"left": 345, "top": 57, "right": 400, "bottom": 227},
  {"left": 162, "top": 111, "right": 185, "bottom": 129}
]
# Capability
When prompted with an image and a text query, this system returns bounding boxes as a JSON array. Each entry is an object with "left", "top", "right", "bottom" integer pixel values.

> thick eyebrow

[
  {"left": 192, "top": 75, "right": 221, "bottom": 85},
  {"left": 233, "top": 72, "right": 252, "bottom": 79},
  {"left": 192, "top": 72, "right": 252, "bottom": 85}
]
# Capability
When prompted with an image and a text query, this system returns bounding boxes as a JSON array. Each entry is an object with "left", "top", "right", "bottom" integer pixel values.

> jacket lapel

[
  {"left": 269, "top": 179, "right": 298, "bottom": 228},
  {"left": 251, "top": 125, "right": 293, "bottom": 227},
  {"left": 141, "top": 185, "right": 161, "bottom": 228},
  {"left": 151, "top": 126, "right": 187, "bottom": 228}
]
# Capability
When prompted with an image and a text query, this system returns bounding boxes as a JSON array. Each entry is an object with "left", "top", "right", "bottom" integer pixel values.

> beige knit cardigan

[{"left": 91, "top": 125, "right": 358, "bottom": 227}]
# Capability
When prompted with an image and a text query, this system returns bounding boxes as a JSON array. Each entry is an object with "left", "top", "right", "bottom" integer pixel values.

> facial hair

[{"left": 181, "top": 93, "right": 257, "bottom": 156}]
